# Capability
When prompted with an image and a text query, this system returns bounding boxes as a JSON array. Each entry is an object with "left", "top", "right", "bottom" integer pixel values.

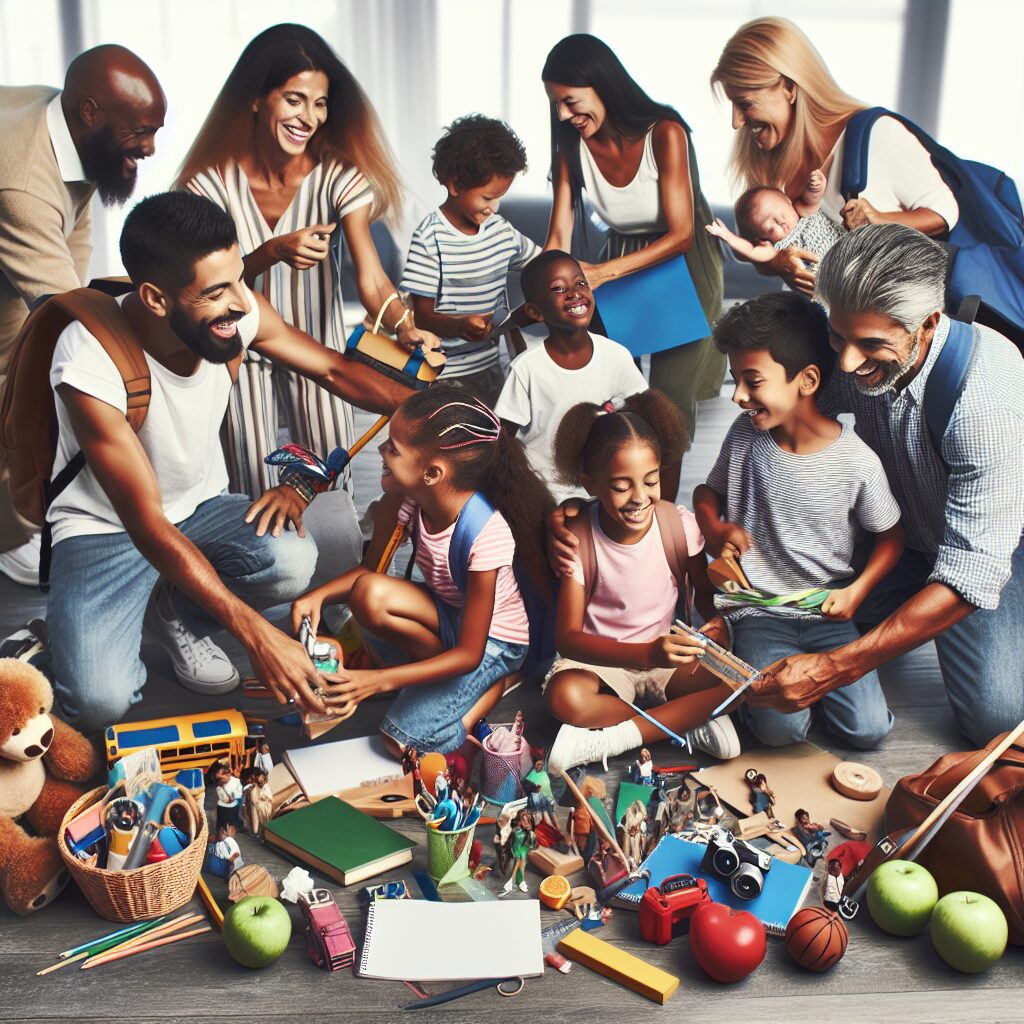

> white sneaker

[
  {"left": 548, "top": 724, "right": 612, "bottom": 776},
  {"left": 687, "top": 714, "right": 741, "bottom": 760},
  {"left": 518, "top": 880, "right": 529, "bottom": 893},
  {"left": 143, "top": 581, "right": 240, "bottom": 696},
  {"left": 0, "top": 532, "right": 41, "bottom": 587}
]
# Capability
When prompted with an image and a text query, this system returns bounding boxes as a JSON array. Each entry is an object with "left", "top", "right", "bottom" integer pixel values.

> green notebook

[{"left": 264, "top": 796, "right": 416, "bottom": 886}]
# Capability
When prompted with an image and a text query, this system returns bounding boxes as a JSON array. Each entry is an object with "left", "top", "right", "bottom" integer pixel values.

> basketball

[{"left": 785, "top": 907, "right": 849, "bottom": 972}]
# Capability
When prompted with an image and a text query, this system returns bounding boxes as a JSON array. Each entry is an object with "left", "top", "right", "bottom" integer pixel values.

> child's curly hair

[
  {"left": 553, "top": 389, "right": 685, "bottom": 487},
  {"left": 432, "top": 114, "right": 528, "bottom": 190}
]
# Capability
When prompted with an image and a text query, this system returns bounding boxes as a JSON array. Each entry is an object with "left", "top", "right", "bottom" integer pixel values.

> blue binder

[{"left": 594, "top": 253, "right": 710, "bottom": 357}]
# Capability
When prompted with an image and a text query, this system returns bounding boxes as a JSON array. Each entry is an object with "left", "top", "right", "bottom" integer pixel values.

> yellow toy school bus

[{"left": 104, "top": 709, "right": 250, "bottom": 783}]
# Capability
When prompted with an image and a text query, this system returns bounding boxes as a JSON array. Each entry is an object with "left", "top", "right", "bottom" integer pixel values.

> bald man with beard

[{"left": 0, "top": 44, "right": 165, "bottom": 585}]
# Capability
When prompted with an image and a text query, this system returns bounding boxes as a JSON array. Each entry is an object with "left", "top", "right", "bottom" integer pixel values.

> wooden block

[
  {"left": 528, "top": 846, "right": 584, "bottom": 876},
  {"left": 557, "top": 928, "right": 679, "bottom": 1004}
]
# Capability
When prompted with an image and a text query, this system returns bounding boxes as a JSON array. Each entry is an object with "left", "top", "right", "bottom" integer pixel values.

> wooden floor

[{"left": 2, "top": 378, "right": 1021, "bottom": 1024}]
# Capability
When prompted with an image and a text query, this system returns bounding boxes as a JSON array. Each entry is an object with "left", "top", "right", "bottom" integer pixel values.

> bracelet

[
  {"left": 394, "top": 307, "right": 413, "bottom": 332},
  {"left": 282, "top": 475, "right": 316, "bottom": 505}
]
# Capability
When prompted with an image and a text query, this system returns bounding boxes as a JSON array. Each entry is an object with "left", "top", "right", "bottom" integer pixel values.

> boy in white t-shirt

[
  {"left": 494, "top": 251, "right": 646, "bottom": 502},
  {"left": 214, "top": 764, "right": 244, "bottom": 832},
  {"left": 214, "top": 824, "right": 243, "bottom": 872}
]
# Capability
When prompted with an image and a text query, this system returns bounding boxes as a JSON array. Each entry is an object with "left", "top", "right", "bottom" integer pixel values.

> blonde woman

[{"left": 711, "top": 17, "right": 957, "bottom": 294}]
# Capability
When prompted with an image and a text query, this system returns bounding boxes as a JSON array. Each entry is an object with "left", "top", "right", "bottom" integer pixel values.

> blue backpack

[
  {"left": 841, "top": 107, "right": 1024, "bottom": 352},
  {"left": 444, "top": 492, "right": 556, "bottom": 680}
]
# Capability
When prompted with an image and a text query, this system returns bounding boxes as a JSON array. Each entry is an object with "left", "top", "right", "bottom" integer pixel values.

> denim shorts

[{"left": 368, "top": 595, "right": 528, "bottom": 754}]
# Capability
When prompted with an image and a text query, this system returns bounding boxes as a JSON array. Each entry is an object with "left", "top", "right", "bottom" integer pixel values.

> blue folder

[
  {"left": 594, "top": 253, "right": 710, "bottom": 357},
  {"left": 615, "top": 834, "right": 813, "bottom": 936}
]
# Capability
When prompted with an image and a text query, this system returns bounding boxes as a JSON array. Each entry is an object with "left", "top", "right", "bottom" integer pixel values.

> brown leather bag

[{"left": 884, "top": 731, "right": 1024, "bottom": 944}]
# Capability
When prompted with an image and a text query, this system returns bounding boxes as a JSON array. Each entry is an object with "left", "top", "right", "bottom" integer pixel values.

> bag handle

[
  {"left": 653, "top": 500, "right": 691, "bottom": 624},
  {"left": 924, "top": 731, "right": 1024, "bottom": 812}
]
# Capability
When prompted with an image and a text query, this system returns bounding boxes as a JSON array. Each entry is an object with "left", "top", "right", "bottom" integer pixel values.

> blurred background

[{"left": 2, "top": 0, "right": 1022, "bottom": 278}]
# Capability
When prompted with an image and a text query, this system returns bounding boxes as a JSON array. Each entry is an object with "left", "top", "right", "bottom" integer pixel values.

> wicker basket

[{"left": 57, "top": 783, "right": 207, "bottom": 922}]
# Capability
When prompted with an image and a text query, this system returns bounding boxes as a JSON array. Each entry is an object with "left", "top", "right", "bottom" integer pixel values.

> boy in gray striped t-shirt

[
  {"left": 694, "top": 293, "right": 904, "bottom": 751},
  {"left": 401, "top": 115, "right": 539, "bottom": 406}
]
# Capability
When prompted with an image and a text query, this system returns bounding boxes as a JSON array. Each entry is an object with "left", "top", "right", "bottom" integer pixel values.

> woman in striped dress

[{"left": 176, "top": 23, "right": 435, "bottom": 499}]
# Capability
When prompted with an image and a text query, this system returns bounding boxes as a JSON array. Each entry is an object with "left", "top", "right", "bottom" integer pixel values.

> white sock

[{"left": 601, "top": 719, "right": 643, "bottom": 758}]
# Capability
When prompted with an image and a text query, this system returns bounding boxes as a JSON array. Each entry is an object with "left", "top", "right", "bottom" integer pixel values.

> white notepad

[
  {"left": 358, "top": 899, "right": 544, "bottom": 980},
  {"left": 283, "top": 734, "right": 404, "bottom": 800}
]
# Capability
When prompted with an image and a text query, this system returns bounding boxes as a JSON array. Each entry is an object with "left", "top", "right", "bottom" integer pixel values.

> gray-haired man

[{"left": 749, "top": 223, "right": 1024, "bottom": 746}]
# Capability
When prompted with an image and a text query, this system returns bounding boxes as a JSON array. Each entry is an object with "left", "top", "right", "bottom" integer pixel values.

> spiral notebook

[
  {"left": 357, "top": 899, "right": 544, "bottom": 980},
  {"left": 615, "top": 834, "right": 813, "bottom": 935}
]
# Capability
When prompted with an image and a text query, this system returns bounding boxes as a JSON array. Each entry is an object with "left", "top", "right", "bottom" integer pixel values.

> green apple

[
  {"left": 931, "top": 891, "right": 1008, "bottom": 973},
  {"left": 867, "top": 860, "right": 938, "bottom": 936},
  {"left": 223, "top": 895, "right": 292, "bottom": 968}
]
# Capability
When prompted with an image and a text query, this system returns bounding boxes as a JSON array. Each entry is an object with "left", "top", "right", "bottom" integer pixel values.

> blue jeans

[
  {"left": 733, "top": 615, "right": 894, "bottom": 749},
  {"left": 855, "top": 541, "right": 1024, "bottom": 746},
  {"left": 47, "top": 493, "right": 318, "bottom": 732},
  {"left": 367, "top": 596, "right": 527, "bottom": 754}
]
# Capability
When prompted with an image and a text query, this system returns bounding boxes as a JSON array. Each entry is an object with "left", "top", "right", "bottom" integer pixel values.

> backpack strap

[
  {"left": 568, "top": 502, "right": 599, "bottom": 610},
  {"left": 448, "top": 492, "right": 497, "bottom": 593},
  {"left": 654, "top": 500, "right": 691, "bottom": 624},
  {"left": 922, "top": 318, "right": 978, "bottom": 463},
  {"left": 840, "top": 107, "right": 892, "bottom": 201}
]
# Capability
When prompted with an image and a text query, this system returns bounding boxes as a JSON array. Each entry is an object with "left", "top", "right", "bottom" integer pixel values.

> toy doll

[
  {"left": 245, "top": 768, "right": 274, "bottom": 836},
  {"left": 745, "top": 769, "right": 776, "bottom": 817},
  {"left": 621, "top": 799, "right": 650, "bottom": 869},
  {"left": 524, "top": 753, "right": 554, "bottom": 804},
  {"left": 499, "top": 810, "right": 537, "bottom": 896},
  {"left": 794, "top": 808, "right": 832, "bottom": 866},
  {"left": 494, "top": 805, "right": 515, "bottom": 876},
  {"left": 822, "top": 857, "right": 845, "bottom": 911},
  {"left": 630, "top": 747, "right": 656, "bottom": 785}
]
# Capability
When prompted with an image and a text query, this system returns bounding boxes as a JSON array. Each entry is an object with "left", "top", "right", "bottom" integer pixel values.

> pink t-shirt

[
  {"left": 401, "top": 499, "right": 530, "bottom": 645},
  {"left": 571, "top": 504, "right": 705, "bottom": 643}
]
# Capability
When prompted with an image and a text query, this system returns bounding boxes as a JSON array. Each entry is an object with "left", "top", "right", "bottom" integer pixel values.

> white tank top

[{"left": 578, "top": 128, "right": 667, "bottom": 235}]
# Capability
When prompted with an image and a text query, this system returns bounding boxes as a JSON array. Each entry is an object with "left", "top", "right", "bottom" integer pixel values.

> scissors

[{"left": 402, "top": 976, "right": 524, "bottom": 1010}]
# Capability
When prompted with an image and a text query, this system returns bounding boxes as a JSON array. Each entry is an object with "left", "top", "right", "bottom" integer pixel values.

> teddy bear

[{"left": 0, "top": 657, "right": 99, "bottom": 914}]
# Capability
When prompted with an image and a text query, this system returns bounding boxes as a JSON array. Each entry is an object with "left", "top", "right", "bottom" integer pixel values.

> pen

[{"left": 402, "top": 976, "right": 523, "bottom": 1010}]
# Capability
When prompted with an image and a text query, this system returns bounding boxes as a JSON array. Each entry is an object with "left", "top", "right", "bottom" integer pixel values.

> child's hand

[
  {"left": 806, "top": 169, "right": 826, "bottom": 196},
  {"left": 840, "top": 197, "right": 881, "bottom": 230},
  {"left": 460, "top": 313, "right": 494, "bottom": 341},
  {"left": 646, "top": 633, "right": 705, "bottom": 670},
  {"left": 710, "top": 521, "right": 752, "bottom": 559},
  {"left": 291, "top": 592, "right": 324, "bottom": 638},
  {"left": 698, "top": 615, "right": 730, "bottom": 651},
  {"left": 820, "top": 586, "right": 863, "bottom": 621},
  {"left": 318, "top": 667, "right": 384, "bottom": 718},
  {"left": 705, "top": 217, "right": 731, "bottom": 239}
]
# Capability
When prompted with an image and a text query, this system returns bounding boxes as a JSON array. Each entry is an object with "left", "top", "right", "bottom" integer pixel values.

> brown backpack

[
  {"left": 884, "top": 730, "right": 1024, "bottom": 944},
  {"left": 572, "top": 499, "right": 692, "bottom": 624}
]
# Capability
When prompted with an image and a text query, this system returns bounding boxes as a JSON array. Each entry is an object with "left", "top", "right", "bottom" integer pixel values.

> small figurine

[
  {"left": 253, "top": 738, "right": 273, "bottom": 775},
  {"left": 630, "top": 747, "right": 657, "bottom": 786},
  {"left": 622, "top": 799, "right": 649, "bottom": 869},
  {"left": 745, "top": 769, "right": 776, "bottom": 817},
  {"left": 499, "top": 809, "right": 537, "bottom": 896},
  {"left": 794, "top": 808, "right": 832, "bottom": 866},
  {"left": 494, "top": 804, "right": 516, "bottom": 876},
  {"left": 245, "top": 768, "right": 274, "bottom": 836},
  {"left": 822, "top": 857, "right": 845, "bottom": 912},
  {"left": 522, "top": 779, "right": 560, "bottom": 834},
  {"left": 565, "top": 772, "right": 606, "bottom": 862},
  {"left": 214, "top": 764, "right": 243, "bottom": 832},
  {"left": 524, "top": 753, "right": 554, "bottom": 804}
]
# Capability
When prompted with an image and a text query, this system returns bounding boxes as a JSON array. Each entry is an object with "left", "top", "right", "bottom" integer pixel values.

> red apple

[{"left": 689, "top": 900, "right": 766, "bottom": 983}]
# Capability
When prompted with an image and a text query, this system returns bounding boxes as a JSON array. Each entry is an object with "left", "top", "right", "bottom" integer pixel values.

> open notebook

[{"left": 358, "top": 899, "right": 544, "bottom": 981}]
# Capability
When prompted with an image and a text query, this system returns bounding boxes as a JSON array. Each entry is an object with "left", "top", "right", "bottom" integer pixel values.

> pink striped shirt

[{"left": 401, "top": 499, "right": 530, "bottom": 645}]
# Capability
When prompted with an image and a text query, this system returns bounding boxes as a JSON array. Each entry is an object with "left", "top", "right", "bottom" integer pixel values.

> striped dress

[{"left": 186, "top": 161, "right": 374, "bottom": 497}]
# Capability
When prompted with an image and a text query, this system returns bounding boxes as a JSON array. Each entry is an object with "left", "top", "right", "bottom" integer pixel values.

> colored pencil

[
  {"left": 58, "top": 916, "right": 165, "bottom": 959},
  {"left": 81, "top": 925, "right": 211, "bottom": 969},
  {"left": 37, "top": 918, "right": 166, "bottom": 975},
  {"left": 195, "top": 873, "right": 224, "bottom": 930},
  {"left": 82, "top": 913, "right": 204, "bottom": 965}
]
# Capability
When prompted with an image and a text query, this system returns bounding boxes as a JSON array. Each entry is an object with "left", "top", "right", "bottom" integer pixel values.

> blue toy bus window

[{"left": 193, "top": 718, "right": 232, "bottom": 739}]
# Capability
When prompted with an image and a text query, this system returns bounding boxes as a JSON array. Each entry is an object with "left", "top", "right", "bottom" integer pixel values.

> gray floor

[{"left": 1, "top": 387, "right": 1020, "bottom": 1024}]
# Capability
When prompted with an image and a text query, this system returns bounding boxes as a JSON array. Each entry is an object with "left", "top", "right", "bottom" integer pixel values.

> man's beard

[
  {"left": 169, "top": 307, "right": 244, "bottom": 364},
  {"left": 854, "top": 332, "right": 922, "bottom": 397},
  {"left": 78, "top": 126, "right": 141, "bottom": 207}
]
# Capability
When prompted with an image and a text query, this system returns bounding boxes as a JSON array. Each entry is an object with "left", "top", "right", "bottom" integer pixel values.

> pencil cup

[
  {"left": 425, "top": 821, "right": 477, "bottom": 886},
  {"left": 478, "top": 736, "right": 529, "bottom": 805}
]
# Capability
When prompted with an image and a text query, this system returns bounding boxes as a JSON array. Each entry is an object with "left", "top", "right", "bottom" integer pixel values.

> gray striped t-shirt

[
  {"left": 706, "top": 414, "right": 901, "bottom": 615},
  {"left": 400, "top": 209, "right": 538, "bottom": 376}
]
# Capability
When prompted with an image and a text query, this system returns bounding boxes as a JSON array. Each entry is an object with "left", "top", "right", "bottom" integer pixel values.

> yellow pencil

[
  {"left": 37, "top": 950, "right": 89, "bottom": 976},
  {"left": 81, "top": 926, "right": 211, "bottom": 969},
  {"left": 82, "top": 913, "right": 204, "bottom": 965},
  {"left": 195, "top": 874, "right": 224, "bottom": 930}
]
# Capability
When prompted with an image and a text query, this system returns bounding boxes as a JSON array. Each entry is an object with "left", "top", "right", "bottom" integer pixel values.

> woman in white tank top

[{"left": 541, "top": 34, "right": 725, "bottom": 489}]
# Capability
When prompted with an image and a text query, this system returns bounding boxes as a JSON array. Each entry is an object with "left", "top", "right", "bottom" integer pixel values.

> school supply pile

[
  {"left": 57, "top": 747, "right": 206, "bottom": 921},
  {"left": 263, "top": 796, "right": 416, "bottom": 886},
  {"left": 357, "top": 897, "right": 543, "bottom": 980}
]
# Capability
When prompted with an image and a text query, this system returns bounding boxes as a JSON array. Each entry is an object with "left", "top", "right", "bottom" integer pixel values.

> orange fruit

[{"left": 539, "top": 874, "right": 572, "bottom": 910}]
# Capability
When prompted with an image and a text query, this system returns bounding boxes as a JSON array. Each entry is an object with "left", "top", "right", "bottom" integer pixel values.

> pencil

[
  {"left": 83, "top": 913, "right": 204, "bottom": 964},
  {"left": 81, "top": 926, "right": 211, "bottom": 969},
  {"left": 195, "top": 874, "right": 224, "bottom": 930},
  {"left": 37, "top": 918, "right": 166, "bottom": 975},
  {"left": 58, "top": 916, "right": 165, "bottom": 959}
]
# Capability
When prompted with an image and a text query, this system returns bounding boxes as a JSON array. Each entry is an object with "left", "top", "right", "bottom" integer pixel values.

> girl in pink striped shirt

[{"left": 292, "top": 383, "right": 554, "bottom": 757}]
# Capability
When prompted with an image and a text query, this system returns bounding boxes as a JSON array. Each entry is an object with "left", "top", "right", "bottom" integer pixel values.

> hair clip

[
  {"left": 428, "top": 400, "right": 502, "bottom": 450},
  {"left": 596, "top": 397, "right": 624, "bottom": 416}
]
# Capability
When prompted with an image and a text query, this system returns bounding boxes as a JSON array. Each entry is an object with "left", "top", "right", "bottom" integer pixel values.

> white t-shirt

[
  {"left": 493, "top": 333, "right": 647, "bottom": 502},
  {"left": 214, "top": 835, "right": 243, "bottom": 867},
  {"left": 48, "top": 291, "right": 260, "bottom": 546},
  {"left": 822, "top": 116, "right": 959, "bottom": 231}
]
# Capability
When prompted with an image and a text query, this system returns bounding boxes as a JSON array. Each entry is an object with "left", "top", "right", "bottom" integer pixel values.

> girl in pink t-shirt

[
  {"left": 545, "top": 389, "right": 741, "bottom": 775},
  {"left": 292, "top": 383, "right": 554, "bottom": 757}
]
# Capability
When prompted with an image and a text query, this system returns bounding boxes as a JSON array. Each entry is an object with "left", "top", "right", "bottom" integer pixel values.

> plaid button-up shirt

[{"left": 823, "top": 316, "right": 1024, "bottom": 609}]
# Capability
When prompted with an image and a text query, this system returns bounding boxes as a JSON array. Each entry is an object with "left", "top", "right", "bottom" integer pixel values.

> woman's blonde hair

[
  {"left": 175, "top": 24, "right": 402, "bottom": 224},
  {"left": 711, "top": 17, "right": 864, "bottom": 193}
]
